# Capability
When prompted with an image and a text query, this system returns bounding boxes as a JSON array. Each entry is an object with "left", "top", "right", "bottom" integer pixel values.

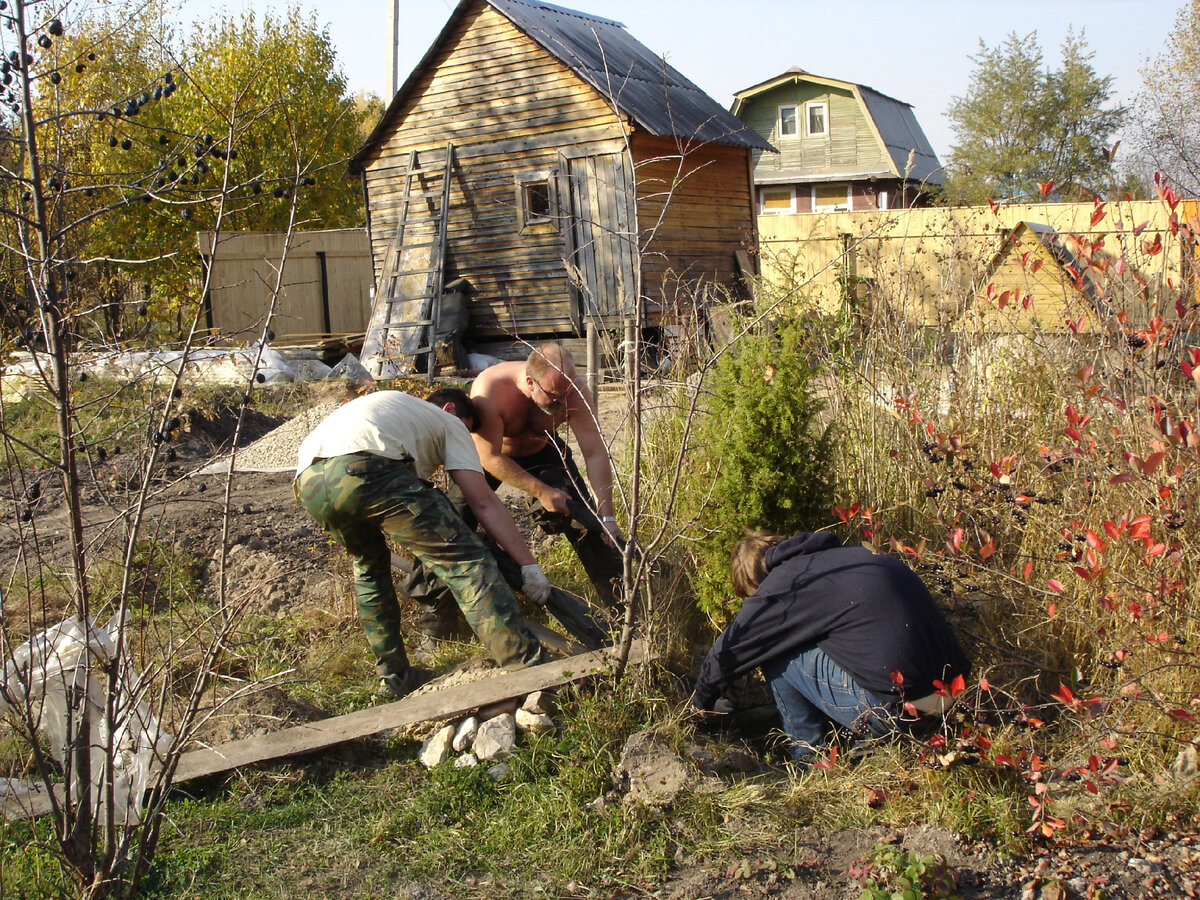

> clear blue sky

[{"left": 183, "top": 0, "right": 1177, "bottom": 161}]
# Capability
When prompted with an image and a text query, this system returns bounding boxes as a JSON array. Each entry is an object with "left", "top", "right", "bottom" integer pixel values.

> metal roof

[
  {"left": 352, "top": 0, "right": 771, "bottom": 169},
  {"left": 489, "top": 0, "right": 771, "bottom": 149},
  {"left": 858, "top": 86, "right": 943, "bottom": 185}
]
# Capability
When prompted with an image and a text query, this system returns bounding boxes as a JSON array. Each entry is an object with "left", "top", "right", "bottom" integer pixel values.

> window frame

[
  {"left": 759, "top": 185, "right": 797, "bottom": 215},
  {"left": 804, "top": 100, "right": 829, "bottom": 138},
  {"left": 777, "top": 104, "right": 798, "bottom": 139},
  {"left": 516, "top": 170, "right": 556, "bottom": 232},
  {"left": 811, "top": 183, "right": 852, "bottom": 213}
]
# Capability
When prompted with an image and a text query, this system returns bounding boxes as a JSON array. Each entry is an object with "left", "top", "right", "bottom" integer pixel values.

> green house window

[
  {"left": 777, "top": 105, "right": 798, "bottom": 138},
  {"left": 805, "top": 101, "right": 828, "bottom": 137}
]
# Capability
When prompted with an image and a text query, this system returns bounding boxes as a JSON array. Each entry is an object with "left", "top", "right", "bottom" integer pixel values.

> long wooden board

[{"left": 1, "top": 641, "right": 648, "bottom": 821}]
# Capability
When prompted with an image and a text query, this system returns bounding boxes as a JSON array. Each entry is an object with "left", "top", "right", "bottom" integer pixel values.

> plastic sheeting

[{"left": 0, "top": 616, "right": 172, "bottom": 825}]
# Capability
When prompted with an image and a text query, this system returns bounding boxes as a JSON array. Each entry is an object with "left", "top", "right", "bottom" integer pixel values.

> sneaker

[{"left": 377, "top": 667, "right": 434, "bottom": 700}]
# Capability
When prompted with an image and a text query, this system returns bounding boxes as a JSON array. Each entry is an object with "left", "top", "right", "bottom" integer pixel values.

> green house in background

[{"left": 731, "top": 67, "right": 944, "bottom": 215}]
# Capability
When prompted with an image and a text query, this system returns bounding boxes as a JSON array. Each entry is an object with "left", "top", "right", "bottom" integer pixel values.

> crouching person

[
  {"left": 691, "top": 529, "right": 971, "bottom": 762},
  {"left": 294, "top": 388, "right": 554, "bottom": 698}
]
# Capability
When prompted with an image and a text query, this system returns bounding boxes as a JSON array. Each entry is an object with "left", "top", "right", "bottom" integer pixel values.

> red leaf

[
  {"left": 812, "top": 745, "right": 838, "bottom": 771},
  {"left": 1053, "top": 684, "right": 1078, "bottom": 706},
  {"left": 890, "top": 669, "right": 905, "bottom": 686},
  {"left": 1030, "top": 258, "right": 1043, "bottom": 274},
  {"left": 1142, "top": 451, "right": 1165, "bottom": 475},
  {"left": 1038, "top": 180, "right": 1055, "bottom": 198},
  {"left": 1109, "top": 473, "right": 1136, "bottom": 484},
  {"left": 1090, "top": 203, "right": 1106, "bottom": 227},
  {"left": 1047, "top": 579, "right": 1065, "bottom": 592}
]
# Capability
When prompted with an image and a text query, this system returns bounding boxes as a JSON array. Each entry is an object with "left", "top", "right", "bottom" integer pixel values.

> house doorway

[{"left": 560, "top": 151, "right": 638, "bottom": 331}]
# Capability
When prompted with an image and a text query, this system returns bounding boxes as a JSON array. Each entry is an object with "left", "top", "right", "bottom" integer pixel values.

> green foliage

[
  {"left": 944, "top": 30, "right": 1126, "bottom": 203},
  {"left": 1135, "top": 0, "right": 1200, "bottom": 194},
  {"left": 13, "top": 0, "right": 370, "bottom": 340},
  {"left": 688, "top": 318, "right": 836, "bottom": 622},
  {"left": 853, "top": 844, "right": 960, "bottom": 900}
]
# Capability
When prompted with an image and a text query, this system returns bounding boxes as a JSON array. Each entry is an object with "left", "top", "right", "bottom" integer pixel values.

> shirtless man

[{"left": 468, "top": 342, "right": 624, "bottom": 611}]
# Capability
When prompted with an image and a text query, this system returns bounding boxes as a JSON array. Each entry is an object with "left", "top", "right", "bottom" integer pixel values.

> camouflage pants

[
  {"left": 295, "top": 452, "right": 547, "bottom": 673},
  {"left": 407, "top": 437, "right": 624, "bottom": 637}
]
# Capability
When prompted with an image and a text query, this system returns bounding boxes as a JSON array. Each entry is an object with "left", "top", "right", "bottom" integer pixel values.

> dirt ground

[{"left": 6, "top": 380, "right": 1200, "bottom": 899}]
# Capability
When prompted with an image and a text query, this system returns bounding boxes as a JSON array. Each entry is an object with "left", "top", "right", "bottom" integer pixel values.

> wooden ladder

[{"left": 361, "top": 143, "right": 454, "bottom": 379}]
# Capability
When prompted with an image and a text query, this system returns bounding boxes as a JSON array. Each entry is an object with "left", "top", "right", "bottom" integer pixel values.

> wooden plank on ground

[
  {"left": 1, "top": 641, "right": 649, "bottom": 821},
  {"left": 175, "top": 641, "right": 647, "bottom": 782}
]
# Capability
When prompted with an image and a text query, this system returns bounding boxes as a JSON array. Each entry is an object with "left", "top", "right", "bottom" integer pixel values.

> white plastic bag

[{"left": 0, "top": 616, "right": 172, "bottom": 825}]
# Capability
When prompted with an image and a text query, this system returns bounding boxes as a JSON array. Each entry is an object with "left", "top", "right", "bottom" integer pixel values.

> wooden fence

[
  {"left": 194, "top": 202, "right": 1199, "bottom": 344},
  {"left": 196, "top": 229, "right": 373, "bottom": 342},
  {"left": 754, "top": 200, "right": 1197, "bottom": 331}
]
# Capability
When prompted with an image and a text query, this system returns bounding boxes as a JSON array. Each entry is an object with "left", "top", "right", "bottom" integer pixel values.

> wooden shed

[
  {"left": 973, "top": 221, "right": 1151, "bottom": 334},
  {"left": 349, "top": 0, "right": 773, "bottom": 362}
]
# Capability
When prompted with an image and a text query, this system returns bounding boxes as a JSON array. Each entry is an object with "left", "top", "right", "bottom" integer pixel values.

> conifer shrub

[{"left": 684, "top": 318, "right": 836, "bottom": 624}]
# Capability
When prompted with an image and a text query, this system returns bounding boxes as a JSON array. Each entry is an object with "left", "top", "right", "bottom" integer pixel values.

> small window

[
  {"left": 516, "top": 172, "right": 555, "bottom": 231},
  {"left": 760, "top": 186, "right": 796, "bottom": 215},
  {"left": 805, "top": 101, "right": 828, "bottom": 137},
  {"left": 777, "top": 105, "right": 798, "bottom": 138},
  {"left": 523, "top": 180, "right": 551, "bottom": 220},
  {"left": 812, "top": 183, "right": 851, "bottom": 212}
]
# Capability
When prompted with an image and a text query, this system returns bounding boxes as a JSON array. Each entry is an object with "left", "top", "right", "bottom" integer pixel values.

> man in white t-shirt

[{"left": 295, "top": 387, "right": 553, "bottom": 698}]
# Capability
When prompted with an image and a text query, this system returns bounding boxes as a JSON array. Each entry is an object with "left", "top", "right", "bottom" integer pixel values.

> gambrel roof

[
  {"left": 732, "top": 67, "right": 943, "bottom": 185},
  {"left": 352, "top": 0, "right": 772, "bottom": 170}
]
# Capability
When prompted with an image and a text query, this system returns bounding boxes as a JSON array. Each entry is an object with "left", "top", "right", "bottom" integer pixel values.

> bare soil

[{"left": 6, "top": 383, "right": 1199, "bottom": 899}]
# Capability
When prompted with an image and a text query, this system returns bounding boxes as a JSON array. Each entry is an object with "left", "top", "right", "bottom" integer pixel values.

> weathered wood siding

[
  {"left": 196, "top": 230, "right": 372, "bottom": 339},
  {"left": 631, "top": 133, "right": 757, "bottom": 310},
  {"left": 743, "top": 82, "right": 887, "bottom": 179},
  {"left": 358, "top": 5, "right": 626, "bottom": 340}
]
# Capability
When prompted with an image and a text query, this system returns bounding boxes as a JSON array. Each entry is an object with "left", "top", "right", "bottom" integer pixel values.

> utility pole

[{"left": 388, "top": 0, "right": 400, "bottom": 96}]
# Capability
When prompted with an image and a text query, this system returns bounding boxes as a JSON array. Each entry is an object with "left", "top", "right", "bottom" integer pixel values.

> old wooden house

[
  {"left": 349, "top": 0, "right": 772, "bottom": 366},
  {"left": 731, "top": 67, "right": 942, "bottom": 215}
]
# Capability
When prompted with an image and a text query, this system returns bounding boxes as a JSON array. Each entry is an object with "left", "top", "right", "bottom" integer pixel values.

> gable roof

[
  {"left": 352, "top": 0, "right": 772, "bottom": 170},
  {"left": 731, "top": 67, "right": 943, "bottom": 185}
]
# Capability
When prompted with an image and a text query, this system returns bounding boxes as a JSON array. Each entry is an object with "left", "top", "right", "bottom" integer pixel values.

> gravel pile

[{"left": 199, "top": 400, "right": 343, "bottom": 473}]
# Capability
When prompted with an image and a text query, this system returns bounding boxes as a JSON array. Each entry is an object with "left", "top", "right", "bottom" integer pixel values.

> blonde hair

[{"left": 729, "top": 529, "right": 787, "bottom": 598}]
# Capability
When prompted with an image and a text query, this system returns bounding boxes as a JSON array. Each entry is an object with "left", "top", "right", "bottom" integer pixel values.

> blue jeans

[{"left": 762, "top": 645, "right": 900, "bottom": 761}]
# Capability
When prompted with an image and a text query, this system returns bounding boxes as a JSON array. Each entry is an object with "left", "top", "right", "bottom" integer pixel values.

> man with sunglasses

[{"left": 464, "top": 342, "right": 624, "bottom": 613}]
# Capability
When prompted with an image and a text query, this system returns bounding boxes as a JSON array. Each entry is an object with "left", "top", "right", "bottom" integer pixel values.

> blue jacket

[{"left": 692, "top": 532, "right": 971, "bottom": 709}]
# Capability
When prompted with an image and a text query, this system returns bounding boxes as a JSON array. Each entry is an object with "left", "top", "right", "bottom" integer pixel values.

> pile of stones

[{"left": 417, "top": 690, "right": 557, "bottom": 776}]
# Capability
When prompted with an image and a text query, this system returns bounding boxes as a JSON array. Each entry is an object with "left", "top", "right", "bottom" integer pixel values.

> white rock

[
  {"left": 454, "top": 753, "right": 479, "bottom": 769},
  {"left": 418, "top": 724, "right": 455, "bottom": 768},
  {"left": 522, "top": 690, "right": 557, "bottom": 716},
  {"left": 453, "top": 716, "right": 479, "bottom": 752},
  {"left": 515, "top": 708, "right": 555, "bottom": 735},
  {"left": 473, "top": 713, "right": 517, "bottom": 760}
]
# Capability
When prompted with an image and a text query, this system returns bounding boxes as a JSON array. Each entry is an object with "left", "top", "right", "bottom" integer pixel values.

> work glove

[{"left": 520, "top": 563, "right": 553, "bottom": 605}]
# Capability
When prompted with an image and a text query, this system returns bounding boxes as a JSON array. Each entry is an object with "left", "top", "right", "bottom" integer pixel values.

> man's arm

[
  {"left": 448, "top": 467, "right": 551, "bottom": 604},
  {"left": 449, "top": 468, "right": 537, "bottom": 566},
  {"left": 566, "top": 378, "right": 623, "bottom": 542},
  {"left": 471, "top": 393, "right": 571, "bottom": 515}
]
